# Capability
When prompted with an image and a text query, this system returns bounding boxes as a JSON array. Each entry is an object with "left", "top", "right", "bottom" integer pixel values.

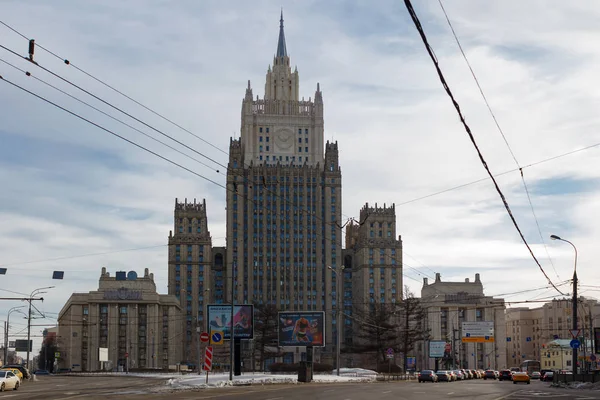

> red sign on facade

[{"left": 200, "top": 332, "right": 209, "bottom": 343}]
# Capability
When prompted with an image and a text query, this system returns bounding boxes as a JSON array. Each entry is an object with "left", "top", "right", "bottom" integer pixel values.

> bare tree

[
  {"left": 252, "top": 303, "right": 281, "bottom": 371},
  {"left": 350, "top": 302, "right": 401, "bottom": 370},
  {"left": 396, "top": 286, "right": 430, "bottom": 371}
]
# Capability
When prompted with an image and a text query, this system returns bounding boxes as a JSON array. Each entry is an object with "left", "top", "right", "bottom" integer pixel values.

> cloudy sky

[{"left": 2, "top": 0, "right": 600, "bottom": 351}]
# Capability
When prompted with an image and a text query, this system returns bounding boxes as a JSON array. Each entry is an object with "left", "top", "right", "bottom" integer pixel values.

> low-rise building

[
  {"left": 505, "top": 297, "right": 600, "bottom": 369},
  {"left": 419, "top": 273, "right": 507, "bottom": 371},
  {"left": 57, "top": 267, "right": 182, "bottom": 372}
]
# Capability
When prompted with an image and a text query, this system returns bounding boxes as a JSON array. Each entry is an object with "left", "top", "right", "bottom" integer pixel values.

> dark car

[
  {"left": 436, "top": 371, "right": 451, "bottom": 382},
  {"left": 542, "top": 371, "right": 554, "bottom": 382},
  {"left": 34, "top": 370, "right": 50, "bottom": 375},
  {"left": 499, "top": 369, "right": 513, "bottom": 381},
  {"left": 483, "top": 370, "right": 497, "bottom": 380},
  {"left": 418, "top": 370, "right": 438, "bottom": 383},
  {"left": 5, "top": 365, "right": 30, "bottom": 380}
]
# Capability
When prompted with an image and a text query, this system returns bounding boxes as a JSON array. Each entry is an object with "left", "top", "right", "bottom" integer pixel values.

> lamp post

[
  {"left": 550, "top": 234, "right": 578, "bottom": 373},
  {"left": 328, "top": 265, "right": 345, "bottom": 376},
  {"left": 26, "top": 286, "right": 54, "bottom": 372},
  {"left": 5, "top": 306, "right": 25, "bottom": 364}
]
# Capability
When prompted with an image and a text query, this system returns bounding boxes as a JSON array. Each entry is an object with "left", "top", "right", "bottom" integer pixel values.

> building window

[
  {"left": 259, "top": 145, "right": 263, "bottom": 152},
  {"left": 298, "top": 138, "right": 302, "bottom": 143},
  {"left": 298, "top": 129, "right": 302, "bottom": 134},
  {"left": 260, "top": 127, "right": 263, "bottom": 133},
  {"left": 266, "top": 127, "right": 269, "bottom": 133},
  {"left": 266, "top": 146, "right": 269, "bottom": 151},
  {"left": 305, "top": 129, "right": 308, "bottom": 134},
  {"left": 266, "top": 136, "right": 270, "bottom": 142},
  {"left": 305, "top": 147, "right": 308, "bottom": 152},
  {"left": 259, "top": 136, "right": 263, "bottom": 142},
  {"left": 298, "top": 147, "right": 302, "bottom": 152}
]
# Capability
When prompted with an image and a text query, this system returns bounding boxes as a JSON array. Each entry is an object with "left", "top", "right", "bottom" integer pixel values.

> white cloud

[{"left": 1, "top": 0, "right": 600, "bottom": 352}]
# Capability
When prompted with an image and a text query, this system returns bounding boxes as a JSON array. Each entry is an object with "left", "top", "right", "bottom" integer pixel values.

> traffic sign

[
  {"left": 506, "top": 337, "right": 511, "bottom": 342},
  {"left": 125, "top": 352, "right": 129, "bottom": 358},
  {"left": 200, "top": 332, "right": 209, "bottom": 343},
  {"left": 570, "top": 329, "right": 581, "bottom": 339},
  {"left": 591, "top": 354, "right": 597, "bottom": 361},
  {"left": 445, "top": 343, "right": 452, "bottom": 352},
  {"left": 211, "top": 332, "right": 223, "bottom": 345},
  {"left": 570, "top": 339, "right": 580, "bottom": 349},
  {"left": 526, "top": 337, "right": 531, "bottom": 342},
  {"left": 203, "top": 346, "right": 213, "bottom": 371},
  {"left": 386, "top": 348, "right": 394, "bottom": 355}
]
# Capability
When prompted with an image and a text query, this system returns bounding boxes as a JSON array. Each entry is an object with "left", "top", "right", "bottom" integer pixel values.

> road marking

[
  {"left": 382, "top": 390, "right": 391, "bottom": 393},
  {"left": 324, "top": 389, "right": 334, "bottom": 392},
  {"left": 447, "top": 392, "right": 454, "bottom": 395},
  {"left": 266, "top": 398, "right": 283, "bottom": 400}
]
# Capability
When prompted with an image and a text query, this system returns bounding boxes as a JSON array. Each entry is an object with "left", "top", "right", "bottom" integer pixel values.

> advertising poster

[
  {"left": 207, "top": 304, "right": 254, "bottom": 340},
  {"left": 278, "top": 311, "right": 325, "bottom": 347},
  {"left": 429, "top": 341, "right": 446, "bottom": 358}
]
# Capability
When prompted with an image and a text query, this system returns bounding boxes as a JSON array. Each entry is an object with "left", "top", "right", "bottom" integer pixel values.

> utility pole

[
  {"left": 229, "top": 262, "right": 235, "bottom": 382},
  {"left": 573, "top": 273, "right": 578, "bottom": 374},
  {"left": 26, "top": 287, "right": 53, "bottom": 372},
  {"left": 196, "top": 318, "right": 201, "bottom": 375}
]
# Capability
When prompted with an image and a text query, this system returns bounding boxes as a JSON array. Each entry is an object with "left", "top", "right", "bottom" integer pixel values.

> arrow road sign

[
  {"left": 570, "top": 329, "right": 581, "bottom": 339},
  {"left": 570, "top": 339, "right": 580, "bottom": 349},
  {"left": 211, "top": 332, "right": 223, "bottom": 345}
]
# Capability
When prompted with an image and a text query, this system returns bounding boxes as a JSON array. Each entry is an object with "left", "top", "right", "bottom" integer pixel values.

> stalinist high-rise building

[{"left": 226, "top": 13, "right": 342, "bottom": 359}]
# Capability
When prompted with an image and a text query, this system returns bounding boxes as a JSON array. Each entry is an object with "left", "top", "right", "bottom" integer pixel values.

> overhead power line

[
  {"left": 0, "top": 75, "right": 228, "bottom": 189},
  {"left": 0, "top": 43, "right": 227, "bottom": 173},
  {"left": 437, "top": 0, "right": 560, "bottom": 282},
  {"left": 0, "top": 20, "right": 229, "bottom": 156},
  {"left": 403, "top": 0, "right": 564, "bottom": 296}
]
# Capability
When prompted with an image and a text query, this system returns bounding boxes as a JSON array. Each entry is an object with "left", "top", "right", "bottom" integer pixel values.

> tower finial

[{"left": 276, "top": 9, "right": 287, "bottom": 58}]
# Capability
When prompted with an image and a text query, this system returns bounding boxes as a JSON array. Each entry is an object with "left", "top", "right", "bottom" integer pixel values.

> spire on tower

[{"left": 276, "top": 9, "right": 287, "bottom": 58}]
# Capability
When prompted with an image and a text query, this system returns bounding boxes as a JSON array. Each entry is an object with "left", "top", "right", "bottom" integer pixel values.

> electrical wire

[
  {"left": 404, "top": 0, "right": 564, "bottom": 296},
  {"left": 0, "top": 75, "right": 228, "bottom": 189},
  {"left": 0, "top": 43, "right": 227, "bottom": 174},
  {"left": 0, "top": 244, "right": 167, "bottom": 267},
  {"left": 0, "top": 58, "right": 225, "bottom": 178},
  {"left": 0, "top": 20, "right": 229, "bottom": 156},
  {"left": 437, "top": 0, "right": 560, "bottom": 282}
]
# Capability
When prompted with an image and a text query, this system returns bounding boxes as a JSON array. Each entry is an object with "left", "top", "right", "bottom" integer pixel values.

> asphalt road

[{"left": 9, "top": 375, "right": 600, "bottom": 400}]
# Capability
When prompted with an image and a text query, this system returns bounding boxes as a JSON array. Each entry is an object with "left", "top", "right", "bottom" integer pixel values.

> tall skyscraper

[
  {"left": 167, "top": 198, "right": 213, "bottom": 364},
  {"left": 226, "top": 13, "right": 342, "bottom": 359}
]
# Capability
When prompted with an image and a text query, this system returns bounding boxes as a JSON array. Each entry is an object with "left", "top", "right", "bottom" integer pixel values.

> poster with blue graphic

[{"left": 207, "top": 304, "right": 254, "bottom": 340}]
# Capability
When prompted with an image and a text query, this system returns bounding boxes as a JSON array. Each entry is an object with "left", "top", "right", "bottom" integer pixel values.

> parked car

[
  {"left": 530, "top": 371, "right": 541, "bottom": 379},
  {"left": 0, "top": 368, "right": 22, "bottom": 381},
  {"left": 34, "top": 370, "right": 50, "bottom": 375},
  {"left": 483, "top": 370, "right": 497, "bottom": 380},
  {"left": 0, "top": 370, "right": 20, "bottom": 391},
  {"left": 436, "top": 371, "right": 451, "bottom": 382},
  {"left": 418, "top": 370, "right": 438, "bottom": 383},
  {"left": 512, "top": 371, "right": 531, "bottom": 384},
  {"left": 542, "top": 371, "right": 554, "bottom": 382}
]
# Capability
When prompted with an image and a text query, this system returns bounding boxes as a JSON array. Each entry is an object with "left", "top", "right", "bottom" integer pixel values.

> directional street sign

[
  {"left": 200, "top": 332, "right": 209, "bottom": 343},
  {"left": 211, "top": 332, "right": 223, "bottom": 345},
  {"left": 570, "top": 329, "right": 581, "bottom": 339},
  {"left": 506, "top": 337, "right": 511, "bottom": 342},
  {"left": 570, "top": 339, "right": 580, "bottom": 349},
  {"left": 526, "top": 337, "right": 531, "bottom": 342}
]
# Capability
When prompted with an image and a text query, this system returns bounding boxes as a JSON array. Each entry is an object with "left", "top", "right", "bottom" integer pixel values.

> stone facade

[
  {"left": 505, "top": 297, "right": 600, "bottom": 369},
  {"left": 167, "top": 197, "right": 213, "bottom": 364},
  {"left": 225, "top": 13, "right": 342, "bottom": 361},
  {"left": 419, "top": 273, "right": 507, "bottom": 371},
  {"left": 57, "top": 268, "right": 182, "bottom": 372}
]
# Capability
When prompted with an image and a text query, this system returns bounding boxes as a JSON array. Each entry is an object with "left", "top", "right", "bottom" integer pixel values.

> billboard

[
  {"left": 278, "top": 311, "right": 325, "bottom": 347},
  {"left": 207, "top": 304, "right": 254, "bottom": 340},
  {"left": 462, "top": 321, "right": 495, "bottom": 343},
  {"left": 429, "top": 341, "right": 446, "bottom": 358},
  {"left": 14, "top": 340, "right": 32, "bottom": 352},
  {"left": 99, "top": 347, "right": 108, "bottom": 362}
]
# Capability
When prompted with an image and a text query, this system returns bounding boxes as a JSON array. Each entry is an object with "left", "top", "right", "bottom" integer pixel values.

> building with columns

[
  {"left": 57, "top": 268, "right": 182, "bottom": 372},
  {"left": 225, "top": 12, "right": 342, "bottom": 361},
  {"left": 419, "top": 273, "right": 507, "bottom": 371}
]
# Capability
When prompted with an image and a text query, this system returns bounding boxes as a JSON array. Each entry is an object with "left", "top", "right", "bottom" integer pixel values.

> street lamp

[
  {"left": 26, "top": 286, "right": 54, "bottom": 372},
  {"left": 5, "top": 306, "right": 26, "bottom": 363},
  {"left": 550, "top": 234, "right": 578, "bottom": 373},
  {"left": 328, "top": 265, "right": 345, "bottom": 376}
]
